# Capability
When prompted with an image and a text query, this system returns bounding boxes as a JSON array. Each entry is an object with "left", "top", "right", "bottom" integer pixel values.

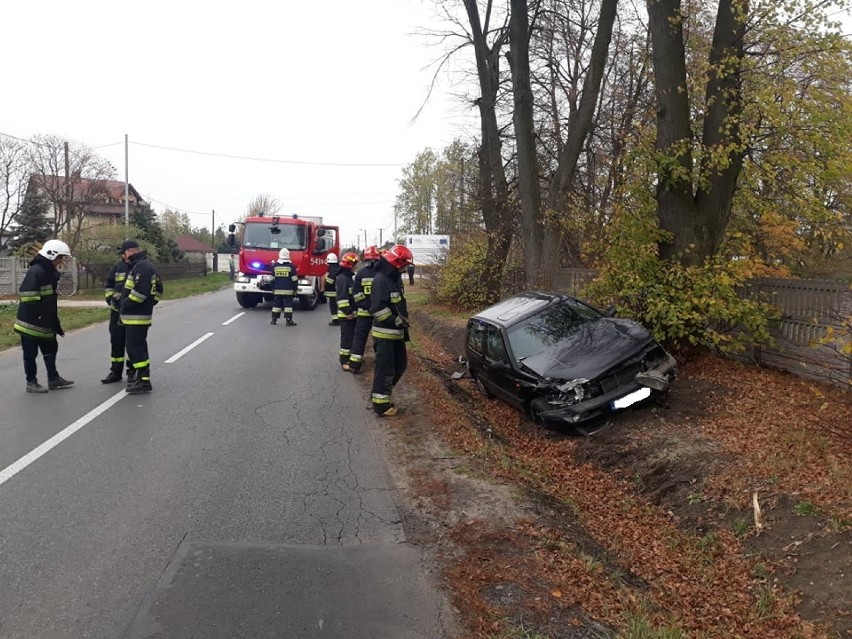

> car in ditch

[{"left": 462, "top": 291, "right": 677, "bottom": 427}]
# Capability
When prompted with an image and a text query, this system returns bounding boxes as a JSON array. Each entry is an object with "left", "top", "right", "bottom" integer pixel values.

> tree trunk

[
  {"left": 545, "top": 0, "right": 619, "bottom": 275},
  {"left": 508, "top": 0, "right": 546, "bottom": 289},
  {"left": 648, "top": 0, "right": 748, "bottom": 265},
  {"left": 465, "top": 0, "right": 515, "bottom": 303}
]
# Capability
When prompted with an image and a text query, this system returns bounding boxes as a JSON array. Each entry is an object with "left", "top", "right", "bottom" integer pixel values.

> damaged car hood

[{"left": 519, "top": 318, "right": 654, "bottom": 381}]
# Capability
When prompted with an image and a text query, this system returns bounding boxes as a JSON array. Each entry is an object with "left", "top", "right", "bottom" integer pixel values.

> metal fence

[
  {"left": 0, "top": 257, "right": 208, "bottom": 296},
  {"left": 505, "top": 268, "right": 851, "bottom": 388}
]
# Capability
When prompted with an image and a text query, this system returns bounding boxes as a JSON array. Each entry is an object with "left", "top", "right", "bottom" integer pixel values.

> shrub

[{"left": 431, "top": 233, "right": 494, "bottom": 310}]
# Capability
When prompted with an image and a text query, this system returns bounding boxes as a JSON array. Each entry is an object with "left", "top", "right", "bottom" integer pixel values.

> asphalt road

[{"left": 0, "top": 289, "right": 454, "bottom": 638}]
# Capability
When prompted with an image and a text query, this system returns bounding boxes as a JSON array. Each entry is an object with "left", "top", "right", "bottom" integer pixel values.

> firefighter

[
  {"left": 343, "top": 245, "right": 379, "bottom": 374},
  {"left": 369, "top": 244, "right": 414, "bottom": 416},
  {"left": 270, "top": 248, "right": 298, "bottom": 326},
  {"left": 13, "top": 239, "right": 75, "bottom": 393},
  {"left": 335, "top": 251, "right": 359, "bottom": 368},
  {"left": 119, "top": 240, "right": 163, "bottom": 394},
  {"left": 323, "top": 253, "right": 340, "bottom": 326},
  {"left": 100, "top": 246, "right": 131, "bottom": 383}
]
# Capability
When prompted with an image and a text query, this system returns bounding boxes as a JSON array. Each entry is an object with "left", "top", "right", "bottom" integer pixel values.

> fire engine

[{"left": 228, "top": 214, "right": 339, "bottom": 309}]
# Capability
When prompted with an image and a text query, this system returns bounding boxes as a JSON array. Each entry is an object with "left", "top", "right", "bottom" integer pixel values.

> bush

[
  {"left": 431, "top": 234, "right": 494, "bottom": 310},
  {"left": 586, "top": 257, "right": 779, "bottom": 355}
]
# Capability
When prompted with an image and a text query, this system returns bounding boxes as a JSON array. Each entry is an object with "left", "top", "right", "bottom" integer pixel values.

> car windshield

[
  {"left": 243, "top": 222, "right": 307, "bottom": 250},
  {"left": 506, "top": 298, "right": 603, "bottom": 361}
]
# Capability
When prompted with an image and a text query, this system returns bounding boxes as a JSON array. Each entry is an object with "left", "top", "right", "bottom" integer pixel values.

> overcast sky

[{"left": 1, "top": 0, "right": 474, "bottom": 250}]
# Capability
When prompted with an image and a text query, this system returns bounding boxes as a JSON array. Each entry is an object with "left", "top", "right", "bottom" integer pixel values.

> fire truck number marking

[{"left": 310, "top": 257, "right": 327, "bottom": 266}]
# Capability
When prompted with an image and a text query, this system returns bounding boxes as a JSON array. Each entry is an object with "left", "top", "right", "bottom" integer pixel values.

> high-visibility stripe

[
  {"left": 371, "top": 393, "right": 391, "bottom": 405},
  {"left": 129, "top": 291, "right": 147, "bottom": 303},
  {"left": 374, "top": 307, "right": 393, "bottom": 321},
  {"left": 390, "top": 292, "right": 401, "bottom": 303},
  {"left": 19, "top": 295, "right": 40, "bottom": 303},
  {"left": 350, "top": 354, "right": 363, "bottom": 363},
  {"left": 356, "top": 309, "right": 371, "bottom": 317},
  {"left": 13, "top": 321, "right": 55, "bottom": 339},
  {"left": 371, "top": 327, "right": 404, "bottom": 340},
  {"left": 111, "top": 357, "right": 124, "bottom": 363},
  {"left": 132, "top": 360, "right": 150, "bottom": 369}
]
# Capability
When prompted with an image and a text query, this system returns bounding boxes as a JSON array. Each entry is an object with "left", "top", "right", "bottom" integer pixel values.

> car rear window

[{"left": 507, "top": 298, "right": 602, "bottom": 360}]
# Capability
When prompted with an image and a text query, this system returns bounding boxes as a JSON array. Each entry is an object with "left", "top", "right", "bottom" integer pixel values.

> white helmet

[
  {"left": 278, "top": 248, "right": 291, "bottom": 261},
  {"left": 326, "top": 252, "right": 338, "bottom": 264},
  {"left": 38, "top": 239, "right": 72, "bottom": 260}
]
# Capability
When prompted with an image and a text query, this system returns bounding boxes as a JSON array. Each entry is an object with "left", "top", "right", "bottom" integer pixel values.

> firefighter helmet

[
  {"left": 326, "top": 253, "right": 338, "bottom": 264},
  {"left": 384, "top": 244, "right": 414, "bottom": 270},
  {"left": 340, "top": 252, "right": 359, "bottom": 268},
  {"left": 38, "top": 239, "right": 72, "bottom": 260},
  {"left": 363, "top": 245, "right": 380, "bottom": 261},
  {"left": 278, "top": 248, "right": 291, "bottom": 261}
]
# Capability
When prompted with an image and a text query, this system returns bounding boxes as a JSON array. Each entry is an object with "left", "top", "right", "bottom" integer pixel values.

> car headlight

[
  {"left": 298, "top": 278, "right": 310, "bottom": 286},
  {"left": 236, "top": 272, "right": 249, "bottom": 283}
]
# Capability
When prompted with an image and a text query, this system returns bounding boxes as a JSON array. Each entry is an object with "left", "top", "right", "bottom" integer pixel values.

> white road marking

[
  {"left": 222, "top": 312, "right": 245, "bottom": 326},
  {"left": 165, "top": 332, "right": 215, "bottom": 364},
  {"left": 0, "top": 390, "right": 127, "bottom": 487}
]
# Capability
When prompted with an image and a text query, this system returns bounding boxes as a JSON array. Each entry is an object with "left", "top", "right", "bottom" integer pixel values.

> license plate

[{"left": 611, "top": 386, "right": 651, "bottom": 410}]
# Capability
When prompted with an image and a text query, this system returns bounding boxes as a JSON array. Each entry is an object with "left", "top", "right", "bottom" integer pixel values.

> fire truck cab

[{"left": 228, "top": 214, "right": 339, "bottom": 310}]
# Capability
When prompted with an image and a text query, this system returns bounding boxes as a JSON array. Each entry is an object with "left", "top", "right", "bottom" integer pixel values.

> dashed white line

[
  {"left": 164, "top": 332, "right": 215, "bottom": 364},
  {"left": 0, "top": 390, "right": 127, "bottom": 487},
  {"left": 222, "top": 312, "right": 245, "bottom": 326}
]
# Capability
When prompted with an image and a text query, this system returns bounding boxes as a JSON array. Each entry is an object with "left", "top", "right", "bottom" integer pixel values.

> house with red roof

[{"left": 174, "top": 234, "right": 213, "bottom": 263}]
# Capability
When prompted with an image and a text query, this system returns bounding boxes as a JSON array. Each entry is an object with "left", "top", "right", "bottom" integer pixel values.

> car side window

[
  {"left": 467, "top": 320, "right": 486, "bottom": 354},
  {"left": 485, "top": 325, "right": 509, "bottom": 364}
]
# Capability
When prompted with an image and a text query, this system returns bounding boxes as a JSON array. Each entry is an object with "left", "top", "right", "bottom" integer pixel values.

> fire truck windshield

[{"left": 242, "top": 222, "right": 307, "bottom": 250}]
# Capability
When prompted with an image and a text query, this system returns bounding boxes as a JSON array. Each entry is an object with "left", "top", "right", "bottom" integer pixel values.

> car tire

[
  {"left": 300, "top": 286, "right": 319, "bottom": 310},
  {"left": 528, "top": 397, "right": 552, "bottom": 426}
]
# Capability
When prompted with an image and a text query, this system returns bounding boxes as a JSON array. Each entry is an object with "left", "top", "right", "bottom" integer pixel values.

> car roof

[{"left": 471, "top": 291, "right": 559, "bottom": 328}]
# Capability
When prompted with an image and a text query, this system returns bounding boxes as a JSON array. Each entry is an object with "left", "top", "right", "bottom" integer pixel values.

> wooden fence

[{"left": 505, "top": 268, "right": 851, "bottom": 388}]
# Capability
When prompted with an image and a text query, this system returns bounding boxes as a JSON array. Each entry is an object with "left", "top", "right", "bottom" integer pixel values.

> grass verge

[{"left": 0, "top": 273, "right": 231, "bottom": 352}]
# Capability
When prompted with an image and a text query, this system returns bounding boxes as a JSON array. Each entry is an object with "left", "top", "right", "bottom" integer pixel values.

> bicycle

[{"left": 57, "top": 271, "right": 78, "bottom": 296}]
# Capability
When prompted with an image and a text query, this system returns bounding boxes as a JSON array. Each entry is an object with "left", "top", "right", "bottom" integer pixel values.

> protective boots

[
  {"left": 285, "top": 315, "right": 297, "bottom": 326},
  {"left": 125, "top": 367, "right": 151, "bottom": 394},
  {"left": 48, "top": 376, "right": 74, "bottom": 390},
  {"left": 26, "top": 380, "right": 48, "bottom": 393},
  {"left": 101, "top": 363, "right": 123, "bottom": 384},
  {"left": 270, "top": 317, "right": 278, "bottom": 325}
]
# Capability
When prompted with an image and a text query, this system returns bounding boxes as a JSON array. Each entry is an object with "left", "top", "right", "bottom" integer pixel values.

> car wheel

[
  {"left": 472, "top": 371, "right": 493, "bottom": 398},
  {"left": 528, "top": 397, "right": 552, "bottom": 426},
  {"left": 300, "top": 287, "right": 319, "bottom": 310}
]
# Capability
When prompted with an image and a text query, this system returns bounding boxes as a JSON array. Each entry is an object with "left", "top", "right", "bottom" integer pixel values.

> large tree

[
  {"left": 647, "top": 0, "right": 749, "bottom": 264},
  {"left": 0, "top": 135, "right": 28, "bottom": 251},
  {"left": 9, "top": 190, "right": 51, "bottom": 252}
]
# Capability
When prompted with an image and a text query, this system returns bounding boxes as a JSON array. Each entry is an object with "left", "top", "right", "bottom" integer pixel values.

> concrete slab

[{"left": 124, "top": 541, "right": 451, "bottom": 639}]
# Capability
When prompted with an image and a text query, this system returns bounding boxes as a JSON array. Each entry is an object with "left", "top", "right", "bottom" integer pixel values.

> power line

[{"left": 131, "top": 141, "right": 405, "bottom": 168}]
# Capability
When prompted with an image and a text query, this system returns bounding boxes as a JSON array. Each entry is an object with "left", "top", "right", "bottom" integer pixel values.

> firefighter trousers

[
  {"left": 108, "top": 311, "right": 128, "bottom": 372},
  {"left": 21, "top": 335, "right": 59, "bottom": 382},
  {"left": 271, "top": 293, "right": 295, "bottom": 320},
  {"left": 338, "top": 318, "right": 356, "bottom": 364},
  {"left": 370, "top": 338, "right": 407, "bottom": 414},
  {"left": 125, "top": 324, "right": 151, "bottom": 377},
  {"left": 347, "top": 315, "right": 372, "bottom": 371}
]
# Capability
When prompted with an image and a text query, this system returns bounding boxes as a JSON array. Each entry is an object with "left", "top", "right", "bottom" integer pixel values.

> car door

[{"left": 480, "top": 323, "right": 525, "bottom": 410}]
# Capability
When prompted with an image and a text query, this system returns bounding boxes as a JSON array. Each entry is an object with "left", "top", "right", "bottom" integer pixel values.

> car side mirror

[{"left": 604, "top": 305, "right": 617, "bottom": 317}]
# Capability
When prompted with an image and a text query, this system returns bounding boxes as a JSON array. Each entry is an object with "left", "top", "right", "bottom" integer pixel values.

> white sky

[{"left": 0, "top": 0, "right": 475, "bottom": 250}]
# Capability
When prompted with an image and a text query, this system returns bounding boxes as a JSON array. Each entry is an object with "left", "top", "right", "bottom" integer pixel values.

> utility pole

[
  {"left": 211, "top": 210, "right": 218, "bottom": 274},
  {"left": 63, "top": 141, "right": 70, "bottom": 236},
  {"left": 124, "top": 134, "right": 129, "bottom": 239},
  {"left": 378, "top": 228, "right": 383, "bottom": 247}
]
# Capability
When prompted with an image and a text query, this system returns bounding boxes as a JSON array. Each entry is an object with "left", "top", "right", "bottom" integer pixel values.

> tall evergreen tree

[
  {"left": 9, "top": 190, "right": 52, "bottom": 252},
  {"left": 130, "top": 202, "right": 182, "bottom": 262}
]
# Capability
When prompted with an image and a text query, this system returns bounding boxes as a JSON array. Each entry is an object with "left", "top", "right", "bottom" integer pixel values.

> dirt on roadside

[{"left": 355, "top": 306, "right": 851, "bottom": 638}]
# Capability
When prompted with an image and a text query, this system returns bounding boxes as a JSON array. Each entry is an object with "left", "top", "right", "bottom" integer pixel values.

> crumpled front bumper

[{"left": 539, "top": 352, "right": 678, "bottom": 424}]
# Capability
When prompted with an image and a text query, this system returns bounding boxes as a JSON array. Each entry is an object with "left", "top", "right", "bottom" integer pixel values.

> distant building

[
  {"left": 174, "top": 235, "right": 212, "bottom": 263},
  {"left": 26, "top": 174, "right": 144, "bottom": 231}
]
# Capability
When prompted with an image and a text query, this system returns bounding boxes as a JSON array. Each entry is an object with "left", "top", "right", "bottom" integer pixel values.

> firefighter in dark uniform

[
  {"left": 100, "top": 247, "right": 131, "bottom": 383},
  {"left": 343, "top": 245, "right": 379, "bottom": 374},
  {"left": 119, "top": 240, "right": 163, "bottom": 394},
  {"left": 13, "top": 239, "right": 75, "bottom": 393},
  {"left": 324, "top": 253, "right": 340, "bottom": 326},
  {"left": 334, "top": 251, "right": 359, "bottom": 368},
  {"left": 369, "top": 244, "right": 414, "bottom": 416},
  {"left": 270, "top": 248, "right": 298, "bottom": 326}
]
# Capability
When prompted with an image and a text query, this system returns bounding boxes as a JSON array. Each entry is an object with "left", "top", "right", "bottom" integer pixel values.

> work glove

[{"left": 394, "top": 314, "right": 410, "bottom": 329}]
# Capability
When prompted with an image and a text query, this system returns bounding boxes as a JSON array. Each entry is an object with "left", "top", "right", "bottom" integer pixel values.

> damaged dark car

[{"left": 462, "top": 292, "right": 677, "bottom": 427}]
